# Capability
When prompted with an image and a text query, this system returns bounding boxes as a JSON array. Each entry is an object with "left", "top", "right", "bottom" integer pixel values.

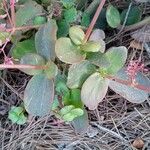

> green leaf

[
  {"left": 67, "top": 60, "right": 96, "bottom": 88},
  {"left": 70, "top": 89, "right": 84, "bottom": 108},
  {"left": 56, "top": 81, "right": 69, "bottom": 96},
  {"left": 80, "top": 41, "right": 101, "bottom": 52},
  {"left": 16, "top": 115, "right": 27, "bottom": 125},
  {"left": 109, "top": 68, "right": 150, "bottom": 103},
  {"left": 12, "top": 39, "right": 36, "bottom": 60},
  {"left": 121, "top": 6, "right": 142, "bottom": 26},
  {"left": 57, "top": 19, "right": 70, "bottom": 38},
  {"left": 69, "top": 108, "right": 84, "bottom": 117},
  {"left": 62, "top": 113, "right": 75, "bottom": 122},
  {"left": 60, "top": 105, "right": 75, "bottom": 116},
  {"left": 81, "top": 13, "right": 91, "bottom": 27},
  {"left": 16, "top": 0, "right": 43, "bottom": 26},
  {"left": 71, "top": 109, "right": 89, "bottom": 134},
  {"left": 20, "top": 53, "right": 45, "bottom": 75},
  {"left": 8, "top": 106, "right": 27, "bottom": 125},
  {"left": 35, "top": 20, "right": 58, "bottom": 60},
  {"left": 24, "top": 74, "right": 54, "bottom": 116},
  {"left": 55, "top": 74, "right": 69, "bottom": 95},
  {"left": 81, "top": 72, "right": 109, "bottom": 110},
  {"left": 87, "top": 52, "right": 102, "bottom": 65},
  {"left": 55, "top": 37, "right": 86, "bottom": 64},
  {"left": 33, "top": 16, "right": 47, "bottom": 25},
  {"left": 69, "top": 26, "right": 85, "bottom": 45},
  {"left": 0, "top": 32, "right": 9, "bottom": 46},
  {"left": 102, "top": 46, "right": 128, "bottom": 75},
  {"left": 61, "top": 0, "right": 75, "bottom": 9},
  {"left": 106, "top": 5, "right": 121, "bottom": 28},
  {"left": 44, "top": 60, "right": 58, "bottom": 80},
  {"left": 63, "top": 91, "right": 71, "bottom": 105},
  {"left": 61, "top": 107, "right": 84, "bottom": 122},
  {"left": 89, "top": 29, "right": 106, "bottom": 53},
  {"left": 64, "top": 7, "right": 77, "bottom": 23}
]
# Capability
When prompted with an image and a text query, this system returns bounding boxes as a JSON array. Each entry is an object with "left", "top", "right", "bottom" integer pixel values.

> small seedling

[{"left": 8, "top": 106, "right": 27, "bottom": 125}]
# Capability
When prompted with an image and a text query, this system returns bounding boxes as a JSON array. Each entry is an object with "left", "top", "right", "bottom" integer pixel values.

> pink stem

[
  {"left": 10, "top": 0, "right": 16, "bottom": 27},
  {"left": 0, "top": 64, "right": 47, "bottom": 70},
  {"left": 83, "top": 0, "right": 106, "bottom": 43}
]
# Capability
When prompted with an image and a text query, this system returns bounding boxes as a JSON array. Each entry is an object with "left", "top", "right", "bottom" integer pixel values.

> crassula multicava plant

[{"left": 0, "top": 0, "right": 149, "bottom": 132}]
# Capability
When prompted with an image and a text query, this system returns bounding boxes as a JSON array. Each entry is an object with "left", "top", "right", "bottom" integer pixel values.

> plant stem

[
  {"left": 0, "top": 64, "right": 47, "bottom": 70},
  {"left": 107, "top": 75, "right": 150, "bottom": 93},
  {"left": 3, "top": 0, "right": 13, "bottom": 27},
  {"left": 83, "top": 0, "right": 106, "bottom": 43},
  {"left": 10, "top": 0, "right": 16, "bottom": 27},
  {"left": 2, "top": 25, "right": 41, "bottom": 32}
]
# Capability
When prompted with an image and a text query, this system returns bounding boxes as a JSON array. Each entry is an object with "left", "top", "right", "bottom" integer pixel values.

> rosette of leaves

[
  {"left": 66, "top": 45, "right": 128, "bottom": 110},
  {"left": 16, "top": 20, "right": 58, "bottom": 117},
  {"left": 55, "top": 26, "right": 106, "bottom": 64},
  {"left": 8, "top": 106, "right": 27, "bottom": 125},
  {"left": 53, "top": 81, "right": 86, "bottom": 124}
]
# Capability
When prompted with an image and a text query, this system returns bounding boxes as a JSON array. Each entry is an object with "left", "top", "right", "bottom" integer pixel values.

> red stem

[
  {"left": 107, "top": 76, "right": 150, "bottom": 93},
  {"left": 10, "top": 0, "right": 16, "bottom": 27},
  {"left": 0, "top": 64, "right": 47, "bottom": 69},
  {"left": 83, "top": 0, "right": 106, "bottom": 43},
  {"left": 3, "top": 0, "right": 13, "bottom": 27}
]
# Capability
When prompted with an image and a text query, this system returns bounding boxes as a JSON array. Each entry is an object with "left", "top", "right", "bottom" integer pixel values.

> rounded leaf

[
  {"left": 35, "top": 20, "right": 57, "bottom": 60},
  {"left": 121, "top": 6, "right": 142, "bottom": 26},
  {"left": 12, "top": 38, "right": 36, "bottom": 60},
  {"left": 102, "top": 46, "right": 128, "bottom": 75},
  {"left": 69, "top": 26, "right": 85, "bottom": 45},
  {"left": 8, "top": 106, "right": 27, "bottom": 125},
  {"left": 55, "top": 37, "right": 86, "bottom": 64},
  {"left": 60, "top": 105, "right": 75, "bottom": 116},
  {"left": 67, "top": 60, "right": 96, "bottom": 88},
  {"left": 80, "top": 41, "right": 101, "bottom": 52},
  {"left": 57, "top": 19, "right": 70, "bottom": 38},
  {"left": 16, "top": 1, "right": 43, "bottom": 26},
  {"left": 89, "top": 29, "right": 105, "bottom": 40},
  {"left": 106, "top": 5, "right": 121, "bottom": 28},
  {"left": 44, "top": 61, "right": 58, "bottom": 80},
  {"left": 71, "top": 109, "right": 89, "bottom": 134},
  {"left": 70, "top": 108, "right": 84, "bottom": 117},
  {"left": 70, "top": 89, "right": 84, "bottom": 108},
  {"left": 109, "top": 68, "right": 150, "bottom": 103},
  {"left": 33, "top": 16, "right": 47, "bottom": 25},
  {"left": 81, "top": 72, "right": 109, "bottom": 110},
  {"left": 62, "top": 113, "right": 75, "bottom": 122},
  {"left": 84, "top": 40, "right": 105, "bottom": 53},
  {"left": 20, "top": 53, "right": 45, "bottom": 75},
  {"left": 24, "top": 74, "right": 54, "bottom": 116},
  {"left": 64, "top": 7, "right": 77, "bottom": 23}
]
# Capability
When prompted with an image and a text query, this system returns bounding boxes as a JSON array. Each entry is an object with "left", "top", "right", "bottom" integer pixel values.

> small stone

[{"left": 132, "top": 137, "right": 144, "bottom": 149}]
